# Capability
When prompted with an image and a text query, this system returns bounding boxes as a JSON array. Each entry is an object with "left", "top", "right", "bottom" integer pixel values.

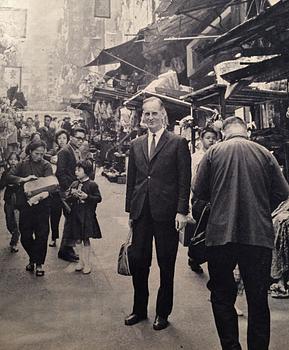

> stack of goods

[{"left": 270, "top": 199, "right": 289, "bottom": 298}]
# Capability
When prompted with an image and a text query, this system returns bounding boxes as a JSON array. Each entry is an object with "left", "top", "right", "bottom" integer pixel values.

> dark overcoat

[
  {"left": 55, "top": 144, "right": 77, "bottom": 191},
  {"left": 194, "top": 135, "right": 289, "bottom": 249},
  {"left": 66, "top": 179, "right": 102, "bottom": 240}
]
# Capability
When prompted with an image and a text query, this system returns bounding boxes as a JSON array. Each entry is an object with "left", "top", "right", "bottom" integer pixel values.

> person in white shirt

[{"left": 189, "top": 127, "right": 218, "bottom": 274}]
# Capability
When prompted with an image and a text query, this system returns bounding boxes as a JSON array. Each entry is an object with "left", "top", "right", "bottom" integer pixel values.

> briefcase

[
  {"left": 24, "top": 175, "right": 59, "bottom": 198},
  {"left": 117, "top": 228, "right": 133, "bottom": 276}
]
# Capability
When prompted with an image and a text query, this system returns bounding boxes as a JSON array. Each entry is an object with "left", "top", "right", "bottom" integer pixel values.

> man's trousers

[
  {"left": 131, "top": 198, "right": 179, "bottom": 318},
  {"left": 207, "top": 243, "right": 272, "bottom": 350}
]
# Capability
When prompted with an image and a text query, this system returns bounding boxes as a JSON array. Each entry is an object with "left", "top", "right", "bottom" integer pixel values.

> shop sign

[
  {"left": 3, "top": 66, "right": 22, "bottom": 89},
  {"left": 94, "top": 0, "right": 111, "bottom": 18}
]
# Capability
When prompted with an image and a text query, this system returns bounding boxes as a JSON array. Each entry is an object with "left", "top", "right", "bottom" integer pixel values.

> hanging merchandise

[
  {"left": 120, "top": 107, "right": 132, "bottom": 132},
  {"left": 106, "top": 102, "right": 113, "bottom": 119},
  {"left": 99, "top": 101, "right": 108, "bottom": 120},
  {"left": 94, "top": 100, "right": 101, "bottom": 121}
]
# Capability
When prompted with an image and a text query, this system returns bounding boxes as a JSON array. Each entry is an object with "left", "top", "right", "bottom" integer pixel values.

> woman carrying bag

[{"left": 7, "top": 140, "right": 53, "bottom": 277}]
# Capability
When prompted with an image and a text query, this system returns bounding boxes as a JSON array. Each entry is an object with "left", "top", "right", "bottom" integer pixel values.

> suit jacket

[
  {"left": 126, "top": 129, "right": 191, "bottom": 221},
  {"left": 55, "top": 144, "right": 77, "bottom": 191}
]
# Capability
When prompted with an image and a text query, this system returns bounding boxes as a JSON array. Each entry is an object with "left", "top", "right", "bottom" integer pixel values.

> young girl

[
  {"left": 0, "top": 152, "right": 21, "bottom": 253},
  {"left": 65, "top": 160, "right": 102, "bottom": 274}
]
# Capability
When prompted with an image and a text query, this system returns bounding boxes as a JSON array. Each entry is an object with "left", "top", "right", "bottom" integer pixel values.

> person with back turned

[
  {"left": 125, "top": 97, "right": 191, "bottom": 330},
  {"left": 194, "top": 116, "right": 289, "bottom": 350}
]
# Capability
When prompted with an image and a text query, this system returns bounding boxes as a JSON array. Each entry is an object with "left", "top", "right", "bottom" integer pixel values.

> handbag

[
  {"left": 117, "top": 227, "right": 133, "bottom": 276},
  {"left": 188, "top": 205, "right": 209, "bottom": 265}
]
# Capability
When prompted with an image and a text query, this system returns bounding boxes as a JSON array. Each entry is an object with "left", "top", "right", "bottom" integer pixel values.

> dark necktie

[{"left": 149, "top": 133, "right": 156, "bottom": 160}]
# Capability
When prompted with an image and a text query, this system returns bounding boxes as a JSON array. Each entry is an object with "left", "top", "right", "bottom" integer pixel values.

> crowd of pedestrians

[
  {"left": 1, "top": 97, "right": 289, "bottom": 350},
  {"left": 0, "top": 107, "right": 102, "bottom": 277}
]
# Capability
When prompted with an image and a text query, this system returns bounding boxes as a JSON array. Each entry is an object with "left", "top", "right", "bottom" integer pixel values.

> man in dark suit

[
  {"left": 125, "top": 97, "right": 191, "bottom": 330},
  {"left": 39, "top": 115, "right": 55, "bottom": 151},
  {"left": 56, "top": 127, "right": 86, "bottom": 262}
]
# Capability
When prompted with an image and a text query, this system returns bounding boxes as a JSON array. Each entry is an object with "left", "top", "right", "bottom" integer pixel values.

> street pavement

[{"left": 0, "top": 174, "right": 289, "bottom": 350}]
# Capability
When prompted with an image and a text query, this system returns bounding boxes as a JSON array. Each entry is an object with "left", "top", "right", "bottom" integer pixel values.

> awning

[
  {"left": 181, "top": 84, "right": 289, "bottom": 107},
  {"left": 92, "top": 87, "right": 133, "bottom": 103},
  {"left": 204, "top": 0, "right": 289, "bottom": 57},
  {"left": 155, "top": 0, "right": 232, "bottom": 17},
  {"left": 85, "top": 39, "right": 144, "bottom": 67},
  {"left": 140, "top": 3, "right": 229, "bottom": 59},
  {"left": 220, "top": 55, "right": 289, "bottom": 83},
  {"left": 124, "top": 90, "right": 192, "bottom": 122}
]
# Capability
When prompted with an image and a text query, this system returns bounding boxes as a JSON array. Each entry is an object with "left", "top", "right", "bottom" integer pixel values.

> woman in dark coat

[
  {"left": 7, "top": 140, "right": 53, "bottom": 276},
  {"left": 65, "top": 159, "right": 102, "bottom": 274}
]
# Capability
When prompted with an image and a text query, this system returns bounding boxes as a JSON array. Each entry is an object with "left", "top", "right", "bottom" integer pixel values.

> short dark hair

[
  {"left": 29, "top": 132, "right": 41, "bottom": 142},
  {"left": 200, "top": 127, "right": 218, "bottom": 139},
  {"left": 71, "top": 127, "right": 86, "bottom": 137},
  {"left": 44, "top": 114, "right": 52, "bottom": 121},
  {"left": 28, "top": 140, "right": 47, "bottom": 153},
  {"left": 55, "top": 128, "right": 70, "bottom": 144},
  {"left": 223, "top": 116, "right": 247, "bottom": 130},
  {"left": 6, "top": 151, "right": 20, "bottom": 162},
  {"left": 76, "top": 159, "right": 93, "bottom": 176}
]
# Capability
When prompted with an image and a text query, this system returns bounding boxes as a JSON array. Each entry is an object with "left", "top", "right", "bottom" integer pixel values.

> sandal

[
  {"left": 35, "top": 265, "right": 45, "bottom": 277},
  {"left": 26, "top": 262, "right": 35, "bottom": 272},
  {"left": 36, "top": 269, "right": 45, "bottom": 277}
]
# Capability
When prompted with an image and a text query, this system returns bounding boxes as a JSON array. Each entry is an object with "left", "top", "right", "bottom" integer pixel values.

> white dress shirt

[{"left": 148, "top": 127, "right": 165, "bottom": 156}]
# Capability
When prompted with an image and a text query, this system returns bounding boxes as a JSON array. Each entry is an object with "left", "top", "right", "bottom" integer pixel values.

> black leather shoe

[
  {"left": 124, "top": 313, "right": 147, "bottom": 326},
  {"left": 26, "top": 262, "right": 34, "bottom": 272},
  {"left": 153, "top": 316, "right": 169, "bottom": 331},
  {"left": 188, "top": 258, "right": 203, "bottom": 274},
  {"left": 58, "top": 251, "right": 78, "bottom": 262}
]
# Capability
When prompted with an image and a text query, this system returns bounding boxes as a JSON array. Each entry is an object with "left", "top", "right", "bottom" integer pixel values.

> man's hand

[{"left": 175, "top": 213, "right": 187, "bottom": 231}]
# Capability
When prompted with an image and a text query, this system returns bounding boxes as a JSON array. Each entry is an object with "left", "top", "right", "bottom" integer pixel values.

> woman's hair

[
  {"left": 76, "top": 159, "right": 93, "bottom": 176},
  {"left": 29, "top": 132, "right": 41, "bottom": 142},
  {"left": 6, "top": 151, "right": 20, "bottom": 162},
  {"left": 27, "top": 140, "right": 47, "bottom": 153},
  {"left": 55, "top": 128, "right": 70, "bottom": 145}
]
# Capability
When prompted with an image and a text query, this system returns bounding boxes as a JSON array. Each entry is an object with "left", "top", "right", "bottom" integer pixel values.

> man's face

[
  {"left": 27, "top": 118, "right": 33, "bottom": 127},
  {"left": 71, "top": 131, "right": 85, "bottom": 149},
  {"left": 44, "top": 117, "right": 51, "bottom": 127},
  {"left": 142, "top": 100, "right": 164, "bottom": 133},
  {"left": 201, "top": 132, "right": 217, "bottom": 150}
]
